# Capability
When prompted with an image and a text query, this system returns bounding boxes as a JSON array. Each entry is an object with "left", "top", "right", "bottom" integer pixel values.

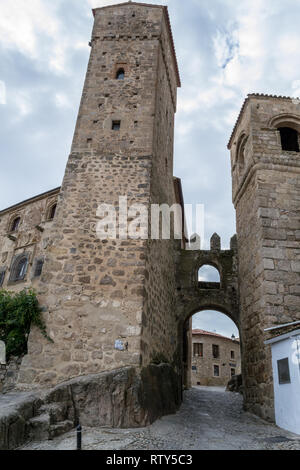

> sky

[{"left": 1, "top": 0, "right": 300, "bottom": 337}]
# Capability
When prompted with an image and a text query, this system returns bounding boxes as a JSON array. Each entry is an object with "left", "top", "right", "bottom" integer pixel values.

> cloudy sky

[{"left": 1, "top": 0, "right": 300, "bottom": 337}]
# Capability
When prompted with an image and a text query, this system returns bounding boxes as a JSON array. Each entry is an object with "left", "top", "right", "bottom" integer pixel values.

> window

[
  {"left": 198, "top": 264, "right": 220, "bottom": 289},
  {"left": 116, "top": 68, "right": 125, "bottom": 80},
  {"left": 48, "top": 204, "right": 57, "bottom": 220},
  {"left": 0, "top": 270, "right": 5, "bottom": 287},
  {"left": 193, "top": 343, "right": 203, "bottom": 357},
  {"left": 214, "top": 365, "right": 220, "bottom": 377},
  {"left": 277, "top": 358, "right": 291, "bottom": 385},
  {"left": 10, "top": 255, "right": 28, "bottom": 282},
  {"left": 33, "top": 259, "right": 44, "bottom": 278},
  {"left": 112, "top": 120, "right": 121, "bottom": 131},
  {"left": 212, "top": 344, "right": 220, "bottom": 359},
  {"left": 279, "top": 127, "right": 299, "bottom": 152},
  {"left": 231, "top": 368, "right": 236, "bottom": 377},
  {"left": 231, "top": 350, "right": 235, "bottom": 359},
  {"left": 192, "top": 366, "right": 197, "bottom": 371},
  {"left": 10, "top": 217, "right": 21, "bottom": 232}
]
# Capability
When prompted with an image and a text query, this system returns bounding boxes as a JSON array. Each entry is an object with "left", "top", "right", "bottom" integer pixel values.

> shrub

[{"left": 0, "top": 288, "right": 51, "bottom": 360}]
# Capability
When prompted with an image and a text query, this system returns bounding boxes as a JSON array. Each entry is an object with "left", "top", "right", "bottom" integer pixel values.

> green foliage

[{"left": 0, "top": 288, "right": 52, "bottom": 359}]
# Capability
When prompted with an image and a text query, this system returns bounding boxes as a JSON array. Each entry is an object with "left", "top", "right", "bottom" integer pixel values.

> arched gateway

[{"left": 175, "top": 234, "right": 240, "bottom": 391}]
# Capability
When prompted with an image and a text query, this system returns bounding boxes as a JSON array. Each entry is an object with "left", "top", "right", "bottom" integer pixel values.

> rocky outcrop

[{"left": 0, "top": 364, "right": 181, "bottom": 449}]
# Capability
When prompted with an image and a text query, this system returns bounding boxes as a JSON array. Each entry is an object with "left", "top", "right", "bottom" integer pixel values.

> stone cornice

[{"left": 233, "top": 158, "right": 300, "bottom": 207}]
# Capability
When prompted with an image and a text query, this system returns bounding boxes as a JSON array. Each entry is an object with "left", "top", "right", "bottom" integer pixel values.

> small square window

[{"left": 112, "top": 121, "right": 121, "bottom": 131}]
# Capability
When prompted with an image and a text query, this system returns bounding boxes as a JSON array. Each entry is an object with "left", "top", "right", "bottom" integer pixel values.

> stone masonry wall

[{"left": 230, "top": 95, "right": 300, "bottom": 420}]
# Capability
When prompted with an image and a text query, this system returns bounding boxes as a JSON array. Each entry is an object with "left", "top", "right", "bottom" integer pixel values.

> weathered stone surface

[
  {"left": 0, "top": 364, "right": 181, "bottom": 449},
  {"left": 226, "top": 374, "right": 243, "bottom": 394}
]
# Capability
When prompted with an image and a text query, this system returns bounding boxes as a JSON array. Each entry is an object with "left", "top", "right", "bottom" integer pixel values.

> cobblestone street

[{"left": 20, "top": 386, "right": 300, "bottom": 451}]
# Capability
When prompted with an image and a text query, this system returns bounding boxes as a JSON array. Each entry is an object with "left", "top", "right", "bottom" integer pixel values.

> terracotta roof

[
  {"left": 227, "top": 93, "right": 300, "bottom": 150},
  {"left": 92, "top": 2, "right": 181, "bottom": 87},
  {"left": 192, "top": 329, "right": 239, "bottom": 342}
]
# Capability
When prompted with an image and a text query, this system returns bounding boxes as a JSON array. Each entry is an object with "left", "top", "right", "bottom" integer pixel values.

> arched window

[
  {"left": 198, "top": 265, "right": 220, "bottom": 289},
  {"left": 10, "top": 217, "right": 21, "bottom": 233},
  {"left": 49, "top": 204, "right": 57, "bottom": 220},
  {"left": 236, "top": 133, "right": 248, "bottom": 170},
  {"left": 10, "top": 255, "right": 28, "bottom": 282},
  {"left": 116, "top": 68, "right": 125, "bottom": 80},
  {"left": 279, "top": 127, "right": 299, "bottom": 152}
]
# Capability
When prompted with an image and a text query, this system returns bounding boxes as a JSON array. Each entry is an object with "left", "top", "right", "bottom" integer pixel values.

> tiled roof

[
  {"left": 192, "top": 329, "right": 239, "bottom": 342},
  {"left": 227, "top": 93, "right": 300, "bottom": 149}
]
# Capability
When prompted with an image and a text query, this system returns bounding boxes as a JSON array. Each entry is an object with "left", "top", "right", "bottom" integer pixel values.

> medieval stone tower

[
  {"left": 16, "top": 2, "right": 183, "bottom": 424},
  {"left": 228, "top": 94, "right": 300, "bottom": 420}
]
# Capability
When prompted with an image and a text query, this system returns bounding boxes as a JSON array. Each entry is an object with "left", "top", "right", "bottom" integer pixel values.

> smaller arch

[
  {"left": 198, "top": 264, "right": 221, "bottom": 290},
  {"left": 9, "top": 216, "right": 21, "bottom": 233},
  {"left": 46, "top": 203, "right": 57, "bottom": 221},
  {"left": 116, "top": 68, "right": 125, "bottom": 80},
  {"left": 235, "top": 132, "right": 248, "bottom": 170},
  {"left": 268, "top": 113, "right": 300, "bottom": 132},
  {"left": 9, "top": 254, "right": 29, "bottom": 282}
]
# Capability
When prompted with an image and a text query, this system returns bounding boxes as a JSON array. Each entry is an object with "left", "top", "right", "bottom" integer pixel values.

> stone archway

[{"left": 174, "top": 234, "right": 241, "bottom": 392}]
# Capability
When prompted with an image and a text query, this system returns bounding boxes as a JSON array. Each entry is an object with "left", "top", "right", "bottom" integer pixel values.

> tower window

[
  {"left": 10, "top": 255, "right": 28, "bottom": 282},
  {"left": 10, "top": 217, "right": 21, "bottom": 233},
  {"left": 279, "top": 127, "right": 299, "bottom": 152},
  {"left": 112, "top": 121, "right": 121, "bottom": 131},
  {"left": 231, "top": 350, "right": 235, "bottom": 359},
  {"left": 116, "top": 69, "right": 125, "bottom": 80}
]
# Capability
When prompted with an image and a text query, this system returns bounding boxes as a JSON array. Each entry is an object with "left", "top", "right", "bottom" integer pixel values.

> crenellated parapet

[{"left": 175, "top": 233, "right": 240, "bottom": 328}]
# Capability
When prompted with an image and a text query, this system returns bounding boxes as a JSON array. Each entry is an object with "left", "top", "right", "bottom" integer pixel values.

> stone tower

[
  {"left": 228, "top": 94, "right": 300, "bottom": 420},
  {"left": 17, "top": 2, "right": 182, "bottom": 423}
]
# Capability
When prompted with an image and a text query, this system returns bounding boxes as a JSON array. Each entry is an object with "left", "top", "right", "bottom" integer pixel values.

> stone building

[
  {"left": 191, "top": 330, "right": 241, "bottom": 387},
  {"left": 0, "top": 1, "right": 299, "bottom": 432}
]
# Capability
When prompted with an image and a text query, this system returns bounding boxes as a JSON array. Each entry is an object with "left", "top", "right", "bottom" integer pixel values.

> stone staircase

[
  {"left": 26, "top": 403, "right": 74, "bottom": 442},
  {"left": 0, "top": 392, "right": 76, "bottom": 449}
]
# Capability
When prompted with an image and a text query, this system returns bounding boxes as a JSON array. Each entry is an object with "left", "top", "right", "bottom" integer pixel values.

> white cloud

[
  {"left": 14, "top": 91, "right": 33, "bottom": 118},
  {"left": 55, "top": 93, "right": 71, "bottom": 109},
  {"left": 0, "top": 0, "right": 59, "bottom": 59},
  {"left": 0, "top": 81, "right": 6, "bottom": 105}
]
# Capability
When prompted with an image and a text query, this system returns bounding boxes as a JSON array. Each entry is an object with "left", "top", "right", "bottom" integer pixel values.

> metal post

[{"left": 76, "top": 424, "right": 82, "bottom": 450}]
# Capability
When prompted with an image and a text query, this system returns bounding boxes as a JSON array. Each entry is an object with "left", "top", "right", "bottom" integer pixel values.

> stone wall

[
  {"left": 229, "top": 94, "right": 300, "bottom": 420},
  {"left": 0, "top": 188, "right": 59, "bottom": 293},
  {"left": 191, "top": 332, "right": 241, "bottom": 387}
]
